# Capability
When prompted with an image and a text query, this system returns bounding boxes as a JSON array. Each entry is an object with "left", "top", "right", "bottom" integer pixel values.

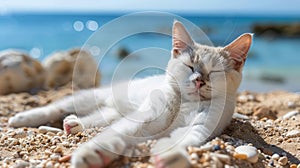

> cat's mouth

[{"left": 187, "top": 90, "right": 209, "bottom": 101}]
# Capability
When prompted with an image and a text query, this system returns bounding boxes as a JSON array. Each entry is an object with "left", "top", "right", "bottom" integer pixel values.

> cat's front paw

[
  {"left": 153, "top": 148, "right": 190, "bottom": 168},
  {"left": 71, "top": 143, "right": 115, "bottom": 168},
  {"left": 9, "top": 108, "right": 47, "bottom": 127},
  {"left": 9, "top": 114, "right": 28, "bottom": 128},
  {"left": 63, "top": 115, "right": 84, "bottom": 135}
]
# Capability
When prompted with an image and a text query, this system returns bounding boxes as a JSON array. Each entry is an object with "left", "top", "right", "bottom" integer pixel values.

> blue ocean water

[{"left": 0, "top": 13, "right": 299, "bottom": 92}]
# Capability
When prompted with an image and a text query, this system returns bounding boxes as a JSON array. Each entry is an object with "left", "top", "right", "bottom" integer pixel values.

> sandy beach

[{"left": 0, "top": 86, "right": 299, "bottom": 168}]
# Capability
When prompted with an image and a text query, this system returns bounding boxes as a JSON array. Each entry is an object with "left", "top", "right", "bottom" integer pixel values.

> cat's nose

[
  {"left": 195, "top": 78, "right": 205, "bottom": 89},
  {"left": 189, "top": 72, "right": 205, "bottom": 89}
]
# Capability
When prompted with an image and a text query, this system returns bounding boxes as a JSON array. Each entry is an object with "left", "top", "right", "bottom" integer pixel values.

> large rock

[
  {"left": 43, "top": 48, "right": 101, "bottom": 89},
  {"left": 0, "top": 50, "right": 45, "bottom": 95}
]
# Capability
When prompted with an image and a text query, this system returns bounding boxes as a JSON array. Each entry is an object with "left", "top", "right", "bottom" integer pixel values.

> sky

[{"left": 1, "top": 0, "right": 300, "bottom": 15}]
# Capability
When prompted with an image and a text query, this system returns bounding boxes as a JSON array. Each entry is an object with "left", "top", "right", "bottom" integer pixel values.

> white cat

[{"left": 9, "top": 21, "right": 252, "bottom": 168}]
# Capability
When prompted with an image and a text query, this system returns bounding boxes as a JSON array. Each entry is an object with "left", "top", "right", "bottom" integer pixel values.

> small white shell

[
  {"left": 235, "top": 145, "right": 259, "bottom": 163},
  {"left": 38, "top": 126, "right": 63, "bottom": 134},
  {"left": 282, "top": 110, "right": 299, "bottom": 120},
  {"left": 286, "top": 129, "right": 300, "bottom": 138}
]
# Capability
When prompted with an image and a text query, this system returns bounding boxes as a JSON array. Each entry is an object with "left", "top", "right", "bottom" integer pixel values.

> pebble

[
  {"left": 50, "top": 153, "right": 60, "bottom": 161},
  {"left": 287, "top": 101, "right": 296, "bottom": 108},
  {"left": 54, "top": 146, "right": 63, "bottom": 153},
  {"left": 47, "top": 132, "right": 56, "bottom": 136},
  {"left": 13, "top": 130, "right": 27, "bottom": 139},
  {"left": 3, "top": 158, "right": 12, "bottom": 163},
  {"left": 286, "top": 130, "right": 300, "bottom": 138},
  {"left": 57, "top": 132, "right": 64, "bottom": 136},
  {"left": 277, "top": 137, "right": 284, "bottom": 143},
  {"left": 13, "top": 152, "right": 19, "bottom": 158},
  {"left": 233, "top": 153, "right": 248, "bottom": 160},
  {"left": 62, "top": 141, "right": 70, "bottom": 147},
  {"left": 59, "top": 155, "right": 71, "bottom": 162},
  {"left": 271, "top": 153, "right": 280, "bottom": 160},
  {"left": 224, "top": 165, "right": 235, "bottom": 168},
  {"left": 38, "top": 126, "right": 63, "bottom": 134},
  {"left": 190, "top": 153, "right": 199, "bottom": 160},
  {"left": 212, "top": 144, "right": 221, "bottom": 151},
  {"left": 14, "top": 160, "right": 30, "bottom": 168},
  {"left": 237, "top": 94, "right": 255, "bottom": 103},
  {"left": 237, "top": 95, "right": 248, "bottom": 103},
  {"left": 233, "top": 113, "right": 250, "bottom": 120},
  {"left": 210, "top": 153, "right": 230, "bottom": 163},
  {"left": 268, "top": 159, "right": 275, "bottom": 167},
  {"left": 253, "top": 106, "right": 276, "bottom": 120},
  {"left": 290, "top": 164, "right": 297, "bottom": 168},
  {"left": 29, "top": 159, "right": 40, "bottom": 165},
  {"left": 46, "top": 161, "right": 53, "bottom": 168},
  {"left": 36, "top": 163, "right": 44, "bottom": 168},
  {"left": 283, "top": 110, "right": 299, "bottom": 120},
  {"left": 225, "top": 145, "right": 235, "bottom": 153},
  {"left": 278, "top": 156, "right": 288, "bottom": 166},
  {"left": 234, "top": 145, "right": 259, "bottom": 163},
  {"left": 211, "top": 156, "right": 223, "bottom": 168},
  {"left": 199, "top": 143, "right": 213, "bottom": 152}
]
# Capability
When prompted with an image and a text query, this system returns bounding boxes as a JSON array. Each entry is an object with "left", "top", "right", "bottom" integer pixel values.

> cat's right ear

[
  {"left": 172, "top": 21, "right": 194, "bottom": 58},
  {"left": 224, "top": 33, "right": 253, "bottom": 71}
]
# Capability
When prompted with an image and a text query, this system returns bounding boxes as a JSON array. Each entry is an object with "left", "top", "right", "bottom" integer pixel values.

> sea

[{"left": 0, "top": 12, "right": 299, "bottom": 92}]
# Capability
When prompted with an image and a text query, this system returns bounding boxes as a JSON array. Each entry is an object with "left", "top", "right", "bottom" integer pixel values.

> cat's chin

[
  {"left": 183, "top": 93, "right": 201, "bottom": 102},
  {"left": 183, "top": 92, "right": 211, "bottom": 102}
]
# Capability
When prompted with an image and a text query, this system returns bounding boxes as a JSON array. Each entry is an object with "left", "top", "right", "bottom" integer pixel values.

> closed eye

[
  {"left": 183, "top": 63, "right": 194, "bottom": 72},
  {"left": 208, "top": 70, "right": 223, "bottom": 75}
]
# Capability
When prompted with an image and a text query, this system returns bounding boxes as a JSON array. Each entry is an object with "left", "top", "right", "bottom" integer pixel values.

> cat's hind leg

[
  {"left": 152, "top": 125, "right": 209, "bottom": 168},
  {"left": 9, "top": 88, "right": 108, "bottom": 128},
  {"left": 70, "top": 110, "right": 157, "bottom": 168}
]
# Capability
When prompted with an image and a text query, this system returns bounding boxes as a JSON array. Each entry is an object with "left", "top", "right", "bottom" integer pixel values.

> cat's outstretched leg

[
  {"left": 70, "top": 110, "right": 155, "bottom": 168},
  {"left": 9, "top": 88, "right": 108, "bottom": 127},
  {"left": 63, "top": 107, "right": 122, "bottom": 134},
  {"left": 71, "top": 131, "right": 125, "bottom": 168},
  {"left": 152, "top": 125, "right": 208, "bottom": 168}
]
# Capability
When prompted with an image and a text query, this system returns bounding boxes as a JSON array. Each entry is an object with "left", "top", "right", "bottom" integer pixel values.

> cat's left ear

[
  {"left": 224, "top": 33, "right": 253, "bottom": 71},
  {"left": 172, "top": 21, "right": 194, "bottom": 58}
]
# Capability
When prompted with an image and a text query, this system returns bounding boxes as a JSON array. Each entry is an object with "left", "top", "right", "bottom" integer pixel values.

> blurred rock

[
  {"left": 237, "top": 94, "right": 256, "bottom": 103},
  {"left": 252, "top": 23, "right": 300, "bottom": 38},
  {"left": 0, "top": 50, "right": 45, "bottom": 95},
  {"left": 117, "top": 47, "right": 130, "bottom": 59},
  {"left": 43, "top": 48, "right": 101, "bottom": 89},
  {"left": 259, "top": 74, "right": 285, "bottom": 84},
  {"left": 253, "top": 105, "right": 277, "bottom": 120}
]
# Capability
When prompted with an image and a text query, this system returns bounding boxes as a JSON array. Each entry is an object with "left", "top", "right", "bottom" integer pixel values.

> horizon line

[{"left": 2, "top": 10, "right": 300, "bottom": 18}]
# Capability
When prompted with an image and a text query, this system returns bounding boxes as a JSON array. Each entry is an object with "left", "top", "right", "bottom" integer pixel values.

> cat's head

[{"left": 166, "top": 21, "right": 252, "bottom": 101}]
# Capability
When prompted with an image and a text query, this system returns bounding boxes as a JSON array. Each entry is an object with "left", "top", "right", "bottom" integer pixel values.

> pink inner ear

[
  {"left": 172, "top": 21, "right": 194, "bottom": 57},
  {"left": 173, "top": 38, "right": 187, "bottom": 50},
  {"left": 225, "top": 33, "right": 252, "bottom": 70}
]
